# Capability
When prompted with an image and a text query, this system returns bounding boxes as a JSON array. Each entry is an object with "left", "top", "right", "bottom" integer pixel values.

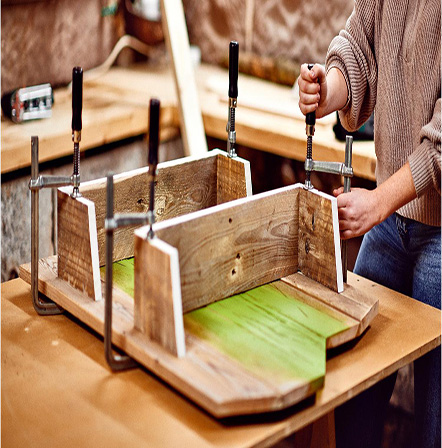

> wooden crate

[{"left": 20, "top": 151, "right": 377, "bottom": 418}]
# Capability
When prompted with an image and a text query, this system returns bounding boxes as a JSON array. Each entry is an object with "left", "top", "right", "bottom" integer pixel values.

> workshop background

[{"left": 1, "top": 1, "right": 413, "bottom": 447}]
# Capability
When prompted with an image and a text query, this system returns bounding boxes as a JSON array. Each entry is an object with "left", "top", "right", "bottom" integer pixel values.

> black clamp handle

[
  {"left": 305, "top": 63, "right": 316, "bottom": 128},
  {"left": 148, "top": 98, "right": 160, "bottom": 168},
  {"left": 72, "top": 67, "right": 83, "bottom": 134},
  {"left": 229, "top": 41, "right": 239, "bottom": 99}
]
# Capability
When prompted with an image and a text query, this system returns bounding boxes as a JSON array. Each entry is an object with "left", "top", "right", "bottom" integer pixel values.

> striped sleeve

[
  {"left": 408, "top": 98, "right": 441, "bottom": 196},
  {"left": 325, "top": 0, "right": 378, "bottom": 132}
]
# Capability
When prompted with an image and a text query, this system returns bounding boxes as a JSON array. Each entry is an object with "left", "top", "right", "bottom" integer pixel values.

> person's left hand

[{"left": 333, "top": 187, "right": 383, "bottom": 240}]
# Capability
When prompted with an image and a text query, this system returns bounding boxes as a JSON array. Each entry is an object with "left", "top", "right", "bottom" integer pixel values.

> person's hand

[
  {"left": 297, "top": 63, "right": 329, "bottom": 118},
  {"left": 298, "top": 65, "right": 348, "bottom": 118},
  {"left": 333, "top": 187, "right": 383, "bottom": 240}
]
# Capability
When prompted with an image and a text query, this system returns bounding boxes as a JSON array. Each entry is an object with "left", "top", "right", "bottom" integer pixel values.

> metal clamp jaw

[{"left": 304, "top": 135, "right": 354, "bottom": 283}]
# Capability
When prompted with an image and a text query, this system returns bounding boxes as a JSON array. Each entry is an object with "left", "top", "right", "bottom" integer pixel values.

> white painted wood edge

[
  {"left": 309, "top": 188, "right": 343, "bottom": 293},
  {"left": 150, "top": 237, "right": 186, "bottom": 358},
  {"left": 136, "top": 183, "right": 304, "bottom": 239},
  {"left": 73, "top": 149, "right": 236, "bottom": 191},
  {"left": 331, "top": 198, "right": 343, "bottom": 293},
  {"left": 243, "top": 159, "right": 253, "bottom": 196},
  {"left": 78, "top": 197, "right": 102, "bottom": 302}
]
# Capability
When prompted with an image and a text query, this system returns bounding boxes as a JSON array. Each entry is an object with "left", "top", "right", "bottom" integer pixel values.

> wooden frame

[
  {"left": 57, "top": 149, "right": 252, "bottom": 301},
  {"left": 133, "top": 184, "right": 344, "bottom": 357},
  {"left": 19, "top": 151, "right": 378, "bottom": 417}
]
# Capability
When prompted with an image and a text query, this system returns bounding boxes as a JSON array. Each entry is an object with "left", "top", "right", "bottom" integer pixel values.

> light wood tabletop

[
  {"left": 2, "top": 274, "right": 440, "bottom": 447},
  {"left": 1, "top": 62, "right": 376, "bottom": 180}
]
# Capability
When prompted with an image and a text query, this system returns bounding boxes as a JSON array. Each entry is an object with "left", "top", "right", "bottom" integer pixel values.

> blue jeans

[{"left": 335, "top": 213, "right": 441, "bottom": 448}]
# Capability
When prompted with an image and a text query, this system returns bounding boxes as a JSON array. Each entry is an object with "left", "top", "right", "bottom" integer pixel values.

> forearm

[
  {"left": 335, "top": 161, "right": 418, "bottom": 239},
  {"left": 373, "top": 161, "right": 417, "bottom": 223},
  {"left": 323, "top": 67, "right": 348, "bottom": 116}
]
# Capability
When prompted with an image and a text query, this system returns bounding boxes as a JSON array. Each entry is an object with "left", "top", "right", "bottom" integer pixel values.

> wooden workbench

[
  {"left": 1, "top": 62, "right": 376, "bottom": 180},
  {"left": 2, "top": 274, "right": 439, "bottom": 447}
]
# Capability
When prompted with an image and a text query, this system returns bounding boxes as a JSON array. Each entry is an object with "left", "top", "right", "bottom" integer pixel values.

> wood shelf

[{"left": 1, "top": 62, "right": 376, "bottom": 180}]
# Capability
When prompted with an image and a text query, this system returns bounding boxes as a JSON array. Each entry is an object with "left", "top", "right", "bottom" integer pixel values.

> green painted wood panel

[{"left": 103, "top": 258, "right": 349, "bottom": 386}]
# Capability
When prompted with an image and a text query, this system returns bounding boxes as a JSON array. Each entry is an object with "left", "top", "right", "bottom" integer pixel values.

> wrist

[
  {"left": 324, "top": 68, "right": 348, "bottom": 114},
  {"left": 372, "top": 186, "right": 393, "bottom": 224}
]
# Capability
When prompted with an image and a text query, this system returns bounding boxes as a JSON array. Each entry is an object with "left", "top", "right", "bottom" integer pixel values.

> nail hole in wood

[
  {"left": 305, "top": 239, "right": 310, "bottom": 254},
  {"left": 232, "top": 269, "right": 236, "bottom": 275},
  {"left": 236, "top": 253, "right": 240, "bottom": 259},
  {"left": 312, "top": 213, "right": 315, "bottom": 230},
  {"left": 229, "top": 218, "right": 232, "bottom": 224}
]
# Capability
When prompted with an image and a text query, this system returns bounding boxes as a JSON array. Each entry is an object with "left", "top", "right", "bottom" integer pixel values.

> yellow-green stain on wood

[
  {"left": 100, "top": 258, "right": 135, "bottom": 298},
  {"left": 184, "top": 283, "right": 348, "bottom": 384},
  {"left": 106, "top": 258, "right": 349, "bottom": 385}
]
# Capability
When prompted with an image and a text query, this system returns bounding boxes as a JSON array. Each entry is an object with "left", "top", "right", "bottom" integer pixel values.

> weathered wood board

[
  {"left": 20, "top": 256, "right": 377, "bottom": 417},
  {"left": 57, "top": 149, "right": 251, "bottom": 300}
]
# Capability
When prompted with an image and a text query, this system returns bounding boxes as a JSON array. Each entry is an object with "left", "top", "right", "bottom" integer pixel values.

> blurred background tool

[{"left": 1, "top": 84, "right": 53, "bottom": 123}]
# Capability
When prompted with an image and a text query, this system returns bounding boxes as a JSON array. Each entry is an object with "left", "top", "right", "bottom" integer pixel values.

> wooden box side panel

[
  {"left": 79, "top": 155, "right": 219, "bottom": 266},
  {"left": 298, "top": 188, "right": 343, "bottom": 292},
  {"left": 142, "top": 186, "right": 300, "bottom": 312},
  {"left": 216, "top": 154, "right": 252, "bottom": 204},
  {"left": 134, "top": 235, "right": 185, "bottom": 357},
  {"left": 57, "top": 190, "right": 101, "bottom": 300}
]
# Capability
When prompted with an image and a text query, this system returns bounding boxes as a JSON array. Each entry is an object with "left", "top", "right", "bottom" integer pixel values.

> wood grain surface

[
  {"left": 57, "top": 190, "right": 101, "bottom": 300},
  {"left": 134, "top": 237, "right": 185, "bottom": 357},
  {"left": 137, "top": 185, "right": 300, "bottom": 312},
  {"left": 57, "top": 150, "right": 251, "bottom": 300},
  {"left": 298, "top": 188, "right": 342, "bottom": 292}
]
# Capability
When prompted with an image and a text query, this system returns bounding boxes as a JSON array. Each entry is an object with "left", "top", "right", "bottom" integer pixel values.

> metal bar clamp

[{"left": 104, "top": 98, "right": 160, "bottom": 371}]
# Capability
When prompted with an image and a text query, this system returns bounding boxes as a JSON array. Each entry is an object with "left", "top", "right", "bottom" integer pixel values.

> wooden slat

[
  {"left": 298, "top": 188, "right": 343, "bottom": 292},
  {"left": 137, "top": 185, "right": 300, "bottom": 312},
  {"left": 57, "top": 190, "right": 101, "bottom": 300},
  {"left": 134, "top": 237, "right": 185, "bottom": 357},
  {"left": 160, "top": 0, "right": 207, "bottom": 157},
  {"left": 79, "top": 155, "right": 218, "bottom": 266},
  {"left": 216, "top": 154, "right": 253, "bottom": 204},
  {"left": 282, "top": 272, "right": 378, "bottom": 345}
]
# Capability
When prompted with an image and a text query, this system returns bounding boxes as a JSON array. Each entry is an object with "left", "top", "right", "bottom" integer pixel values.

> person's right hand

[{"left": 297, "top": 63, "right": 329, "bottom": 118}]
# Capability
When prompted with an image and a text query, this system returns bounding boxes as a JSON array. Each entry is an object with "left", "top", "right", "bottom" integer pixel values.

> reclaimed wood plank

[
  {"left": 137, "top": 185, "right": 300, "bottom": 312},
  {"left": 57, "top": 190, "right": 101, "bottom": 301},
  {"left": 298, "top": 188, "right": 343, "bottom": 292},
  {"left": 160, "top": 0, "right": 207, "bottom": 157},
  {"left": 134, "top": 237, "right": 185, "bottom": 357}
]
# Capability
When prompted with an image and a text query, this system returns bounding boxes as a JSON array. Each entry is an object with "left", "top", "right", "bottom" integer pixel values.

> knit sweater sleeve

[
  {"left": 325, "top": 0, "right": 378, "bottom": 131},
  {"left": 408, "top": 98, "right": 441, "bottom": 196}
]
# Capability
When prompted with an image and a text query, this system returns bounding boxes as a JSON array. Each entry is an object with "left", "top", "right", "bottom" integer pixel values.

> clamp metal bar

[
  {"left": 30, "top": 136, "right": 65, "bottom": 315},
  {"left": 304, "top": 159, "right": 353, "bottom": 177},
  {"left": 104, "top": 173, "right": 139, "bottom": 371},
  {"left": 341, "top": 136, "right": 353, "bottom": 283},
  {"left": 29, "top": 174, "right": 74, "bottom": 190}
]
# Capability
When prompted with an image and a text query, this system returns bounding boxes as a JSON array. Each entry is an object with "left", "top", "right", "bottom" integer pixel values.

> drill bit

[
  {"left": 305, "top": 63, "right": 316, "bottom": 189},
  {"left": 71, "top": 66, "right": 83, "bottom": 198},
  {"left": 227, "top": 41, "right": 239, "bottom": 158},
  {"left": 147, "top": 98, "right": 160, "bottom": 239}
]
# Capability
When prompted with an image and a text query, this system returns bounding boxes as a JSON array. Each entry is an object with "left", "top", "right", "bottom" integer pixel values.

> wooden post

[{"left": 160, "top": 0, "right": 208, "bottom": 157}]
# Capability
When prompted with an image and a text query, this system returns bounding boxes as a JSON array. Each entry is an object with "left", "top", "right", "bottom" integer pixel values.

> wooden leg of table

[{"left": 293, "top": 411, "right": 336, "bottom": 448}]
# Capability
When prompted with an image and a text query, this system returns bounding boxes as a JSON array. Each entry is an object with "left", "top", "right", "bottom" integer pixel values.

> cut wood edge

[{"left": 281, "top": 272, "right": 379, "bottom": 347}]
